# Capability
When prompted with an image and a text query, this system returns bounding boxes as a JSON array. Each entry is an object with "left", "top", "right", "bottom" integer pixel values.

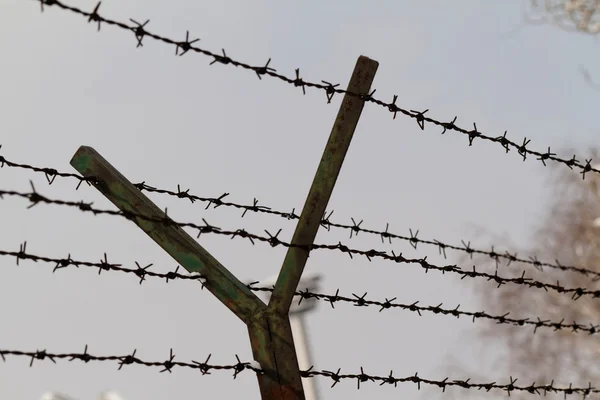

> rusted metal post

[
  {"left": 268, "top": 56, "right": 379, "bottom": 315},
  {"left": 70, "top": 147, "right": 305, "bottom": 399}
]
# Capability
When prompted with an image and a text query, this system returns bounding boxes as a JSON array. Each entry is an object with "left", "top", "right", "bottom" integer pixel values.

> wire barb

[
  {"left": 0, "top": 347, "right": 260, "bottom": 379},
  {"left": 175, "top": 31, "right": 200, "bottom": 56},
  {"left": 129, "top": 18, "right": 149, "bottom": 48},
  {"left": 5, "top": 150, "right": 596, "bottom": 283},
  {"left": 26, "top": 0, "right": 600, "bottom": 180},
  {"left": 5, "top": 346, "right": 596, "bottom": 396},
  {"left": 7, "top": 239, "right": 600, "bottom": 336},
  {"left": 4, "top": 187, "right": 600, "bottom": 304}
]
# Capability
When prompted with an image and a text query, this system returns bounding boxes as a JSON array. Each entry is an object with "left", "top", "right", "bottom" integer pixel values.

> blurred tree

[
  {"left": 459, "top": 148, "right": 600, "bottom": 398},
  {"left": 528, "top": 0, "right": 600, "bottom": 34},
  {"left": 525, "top": 1, "right": 600, "bottom": 89}
]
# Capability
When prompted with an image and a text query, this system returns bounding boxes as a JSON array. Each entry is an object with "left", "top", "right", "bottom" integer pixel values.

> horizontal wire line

[
  {"left": 1, "top": 346, "right": 597, "bottom": 395},
  {"left": 25, "top": 0, "right": 600, "bottom": 180},
  {"left": 2, "top": 186, "right": 600, "bottom": 304},
  {"left": 2, "top": 151, "right": 598, "bottom": 282}
]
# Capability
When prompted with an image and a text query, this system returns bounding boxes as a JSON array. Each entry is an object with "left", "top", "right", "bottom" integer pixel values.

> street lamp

[{"left": 250, "top": 272, "right": 322, "bottom": 400}]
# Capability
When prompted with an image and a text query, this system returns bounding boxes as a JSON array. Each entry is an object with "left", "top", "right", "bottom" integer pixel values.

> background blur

[{"left": 1, "top": 1, "right": 599, "bottom": 399}]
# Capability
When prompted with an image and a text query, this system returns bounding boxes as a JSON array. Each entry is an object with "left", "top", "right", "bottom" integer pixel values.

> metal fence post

[
  {"left": 268, "top": 56, "right": 378, "bottom": 314},
  {"left": 70, "top": 54, "right": 378, "bottom": 400}
]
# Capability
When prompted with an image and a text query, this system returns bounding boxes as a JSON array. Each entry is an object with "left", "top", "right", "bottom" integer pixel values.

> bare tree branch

[
  {"left": 448, "top": 147, "right": 600, "bottom": 400},
  {"left": 528, "top": 0, "right": 600, "bottom": 34},
  {"left": 580, "top": 65, "right": 600, "bottom": 90}
]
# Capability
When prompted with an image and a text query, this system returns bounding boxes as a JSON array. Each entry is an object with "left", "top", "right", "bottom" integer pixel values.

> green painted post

[
  {"left": 268, "top": 56, "right": 379, "bottom": 315},
  {"left": 70, "top": 146, "right": 305, "bottom": 399},
  {"left": 70, "top": 146, "right": 263, "bottom": 323},
  {"left": 70, "top": 54, "right": 378, "bottom": 399}
]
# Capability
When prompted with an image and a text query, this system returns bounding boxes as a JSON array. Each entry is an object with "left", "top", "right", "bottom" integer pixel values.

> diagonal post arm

[
  {"left": 70, "top": 146, "right": 264, "bottom": 323},
  {"left": 70, "top": 55, "right": 378, "bottom": 400},
  {"left": 268, "top": 55, "right": 379, "bottom": 315},
  {"left": 70, "top": 146, "right": 306, "bottom": 399}
]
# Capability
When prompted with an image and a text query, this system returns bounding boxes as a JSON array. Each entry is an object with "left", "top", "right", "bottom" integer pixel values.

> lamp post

[{"left": 251, "top": 272, "right": 322, "bottom": 400}]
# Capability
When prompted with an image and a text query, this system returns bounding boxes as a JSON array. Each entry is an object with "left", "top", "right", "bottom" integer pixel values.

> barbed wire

[
  {"left": 130, "top": 182, "right": 600, "bottom": 282},
  {"left": 2, "top": 346, "right": 599, "bottom": 396},
  {"left": 0, "top": 147, "right": 94, "bottom": 187},
  {"left": 27, "top": 0, "right": 600, "bottom": 180},
  {"left": 4, "top": 185, "right": 600, "bottom": 304},
  {"left": 4, "top": 243, "right": 600, "bottom": 335},
  {"left": 250, "top": 284, "right": 600, "bottom": 336},
  {"left": 2, "top": 150, "right": 599, "bottom": 282},
  {"left": 0, "top": 242, "right": 207, "bottom": 286},
  {"left": 0, "top": 346, "right": 258, "bottom": 377},
  {"left": 129, "top": 181, "right": 600, "bottom": 282}
]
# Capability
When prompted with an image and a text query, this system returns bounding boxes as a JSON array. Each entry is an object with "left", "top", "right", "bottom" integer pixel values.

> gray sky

[{"left": 1, "top": 0, "right": 599, "bottom": 399}]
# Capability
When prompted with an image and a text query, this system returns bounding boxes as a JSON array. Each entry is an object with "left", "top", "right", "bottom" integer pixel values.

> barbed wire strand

[
  {"left": 1, "top": 346, "right": 598, "bottom": 396},
  {"left": 130, "top": 181, "right": 600, "bottom": 281},
  {"left": 3, "top": 185, "right": 600, "bottom": 304},
  {"left": 110, "top": 183, "right": 600, "bottom": 282},
  {"left": 27, "top": 0, "right": 600, "bottom": 180},
  {"left": 3, "top": 244, "right": 600, "bottom": 336},
  {"left": 1, "top": 346, "right": 257, "bottom": 377},
  {"left": 2, "top": 150, "right": 598, "bottom": 282}
]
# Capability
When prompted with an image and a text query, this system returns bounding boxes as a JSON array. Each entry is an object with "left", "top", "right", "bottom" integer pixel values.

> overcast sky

[{"left": 1, "top": 1, "right": 600, "bottom": 399}]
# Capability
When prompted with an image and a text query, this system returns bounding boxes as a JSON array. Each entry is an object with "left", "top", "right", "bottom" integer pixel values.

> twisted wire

[
  {"left": 0, "top": 243, "right": 206, "bottom": 285},
  {"left": 133, "top": 181, "right": 600, "bottom": 281},
  {"left": 3, "top": 185, "right": 600, "bottom": 303},
  {"left": 1, "top": 346, "right": 598, "bottom": 395},
  {"left": 26, "top": 0, "right": 600, "bottom": 179},
  {"left": 4, "top": 244, "right": 599, "bottom": 335},
  {"left": 1, "top": 346, "right": 256, "bottom": 377},
  {"left": 2, "top": 150, "right": 598, "bottom": 281}
]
